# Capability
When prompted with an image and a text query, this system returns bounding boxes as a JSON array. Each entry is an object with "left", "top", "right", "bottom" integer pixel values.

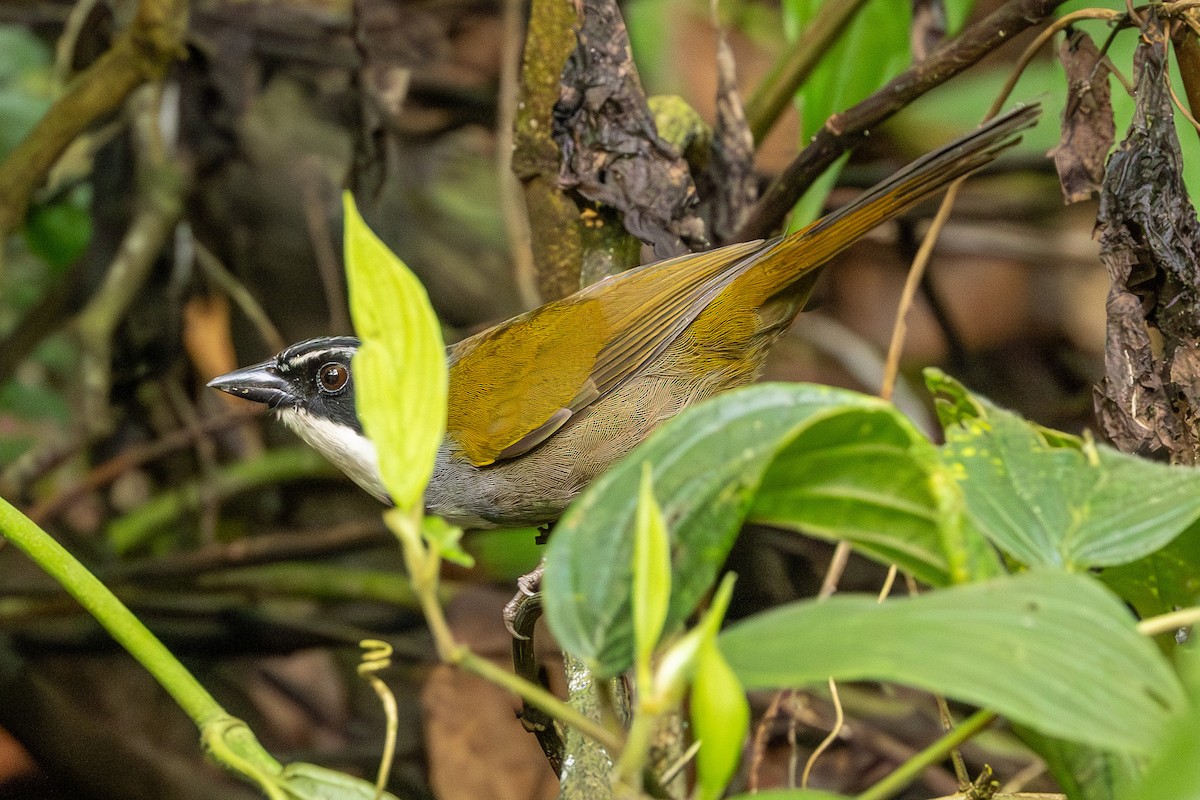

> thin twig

[
  {"left": 110, "top": 517, "right": 390, "bottom": 581},
  {"left": 800, "top": 678, "right": 843, "bottom": 788},
  {"left": 748, "top": 688, "right": 789, "bottom": 792},
  {"left": 879, "top": 181, "right": 962, "bottom": 401},
  {"left": 1137, "top": 605, "right": 1200, "bottom": 636},
  {"left": 193, "top": 238, "right": 286, "bottom": 353},
  {"left": 817, "top": 540, "right": 852, "bottom": 599},
  {"left": 28, "top": 405, "right": 262, "bottom": 525}
]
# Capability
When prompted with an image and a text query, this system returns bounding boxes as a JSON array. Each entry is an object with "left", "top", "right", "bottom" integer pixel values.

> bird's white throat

[{"left": 277, "top": 407, "right": 391, "bottom": 503}]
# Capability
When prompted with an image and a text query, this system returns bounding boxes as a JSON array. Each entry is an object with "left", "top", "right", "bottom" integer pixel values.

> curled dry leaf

[
  {"left": 910, "top": 0, "right": 947, "bottom": 62},
  {"left": 1093, "top": 19, "right": 1200, "bottom": 462},
  {"left": 1049, "top": 30, "right": 1116, "bottom": 205},
  {"left": 697, "top": 28, "right": 757, "bottom": 244}
]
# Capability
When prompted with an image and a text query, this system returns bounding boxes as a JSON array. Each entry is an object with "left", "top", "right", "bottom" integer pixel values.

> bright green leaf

[
  {"left": 545, "top": 383, "right": 890, "bottom": 677},
  {"left": 930, "top": 371, "right": 1200, "bottom": 570},
  {"left": 343, "top": 192, "right": 447, "bottom": 512},
  {"left": 633, "top": 463, "right": 671, "bottom": 687},
  {"left": 750, "top": 403, "right": 1000, "bottom": 586},
  {"left": 462, "top": 527, "right": 544, "bottom": 581},
  {"left": 783, "top": 0, "right": 911, "bottom": 229},
  {"left": 692, "top": 638, "right": 750, "bottom": 800},
  {"left": 420, "top": 515, "right": 474, "bottom": 568},
  {"left": 721, "top": 571, "right": 1184, "bottom": 754}
]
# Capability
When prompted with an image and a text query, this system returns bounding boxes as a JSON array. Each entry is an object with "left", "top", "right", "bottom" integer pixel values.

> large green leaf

[
  {"left": 343, "top": 193, "right": 447, "bottom": 512},
  {"left": 750, "top": 405, "right": 1001, "bottom": 586},
  {"left": 545, "top": 384, "right": 889, "bottom": 676},
  {"left": 720, "top": 571, "right": 1184, "bottom": 754},
  {"left": 930, "top": 371, "right": 1200, "bottom": 570},
  {"left": 1017, "top": 727, "right": 1139, "bottom": 800},
  {"left": 544, "top": 383, "right": 986, "bottom": 677}
]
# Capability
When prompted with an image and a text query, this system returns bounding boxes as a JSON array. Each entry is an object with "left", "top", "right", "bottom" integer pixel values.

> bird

[{"left": 208, "top": 105, "right": 1039, "bottom": 529}]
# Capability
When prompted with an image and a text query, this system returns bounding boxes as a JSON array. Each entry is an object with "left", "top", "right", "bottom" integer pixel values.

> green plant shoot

[
  {"left": 342, "top": 192, "right": 447, "bottom": 513},
  {"left": 633, "top": 462, "right": 671, "bottom": 691},
  {"left": 690, "top": 574, "right": 748, "bottom": 800}
]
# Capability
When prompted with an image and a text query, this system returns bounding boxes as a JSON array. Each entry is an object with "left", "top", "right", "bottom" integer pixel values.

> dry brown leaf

[{"left": 1049, "top": 30, "right": 1115, "bottom": 205}]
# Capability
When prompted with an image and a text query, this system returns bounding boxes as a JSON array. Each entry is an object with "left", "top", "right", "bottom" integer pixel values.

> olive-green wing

[{"left": 446, "top": 239, "right": 768, "bottom": 466}]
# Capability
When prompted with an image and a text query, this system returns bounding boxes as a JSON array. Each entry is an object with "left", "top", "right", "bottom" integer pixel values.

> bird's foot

[{"left": 504, "top": 561, "right": 545, "bottom": 639}]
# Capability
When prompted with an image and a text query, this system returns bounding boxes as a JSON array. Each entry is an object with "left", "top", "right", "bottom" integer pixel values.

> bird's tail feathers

[{"left": 768, "top": 103, "right": 1041, "bottom": 275}]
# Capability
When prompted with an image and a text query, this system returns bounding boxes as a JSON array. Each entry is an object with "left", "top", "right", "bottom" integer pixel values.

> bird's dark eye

[{"left": 317, "top": 362, "right": 350, "bottom": 394}]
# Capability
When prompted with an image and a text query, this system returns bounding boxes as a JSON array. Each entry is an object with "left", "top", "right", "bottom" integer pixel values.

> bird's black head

[{"left": 208, "top": 336, "right": 364, "bottom": 433}]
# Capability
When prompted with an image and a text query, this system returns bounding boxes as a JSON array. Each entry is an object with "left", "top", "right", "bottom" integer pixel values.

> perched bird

[{"left": 209, "top": 105, "right": 1039, "bottom": 528}]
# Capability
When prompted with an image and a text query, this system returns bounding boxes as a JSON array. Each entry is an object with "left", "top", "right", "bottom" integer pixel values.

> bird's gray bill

[{"left": 207, "top": 363, "right": 293, "bottom": 408}]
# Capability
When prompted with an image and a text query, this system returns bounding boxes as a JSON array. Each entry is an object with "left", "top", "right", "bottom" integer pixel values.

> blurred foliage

[{"left": 0, "top": 24, "right": 89, "bottom": 466}]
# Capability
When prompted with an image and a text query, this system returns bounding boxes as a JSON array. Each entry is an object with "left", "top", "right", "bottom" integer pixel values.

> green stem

[
  {"left": 612, "top": 708, "right": 657, "bottom": 786},
  {"left": 1138, "top": 605, "right": 1200, "bottom": 637},
  {"left": 387, "top": 506, "right": 625, "bottom": 755},
  {"left": 855, "top": 709, "right": 996, "bottom": 800},
  {"left": 0, "top": 496, "right": 224, "bottom": 727},
  {"left": 461, "top": 650, "right": 624, "bottom": 754}
]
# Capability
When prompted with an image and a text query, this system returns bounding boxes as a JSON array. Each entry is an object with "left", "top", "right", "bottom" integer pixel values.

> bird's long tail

[{"left": 763, "top": 103, "right": 1041, "bottom": 277}]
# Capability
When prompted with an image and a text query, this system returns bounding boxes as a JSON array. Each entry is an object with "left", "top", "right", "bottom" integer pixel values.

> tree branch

[
  {"left": 737, "top": 0, "right": 1068, "bottom": 240},
  {"left": 0, "top": 0, "right": 188, "bottom": 239}
]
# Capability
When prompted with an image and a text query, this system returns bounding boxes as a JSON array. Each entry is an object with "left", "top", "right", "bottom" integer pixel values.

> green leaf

[
  {"left": 749, "top": 402, "right": 1000, "bottom": 586},
  {"left": 692, "top": 637, "right": 750, "bottom": 800},
  {"left": 462, "top": 527, "right": 544, "bottom": 581},
  {"left": 1117, "top": 647, "right": 1200, "bottom": 799},
  {"left": 633, "top": 464, "right": 671, "bottom": 687},
  {"left": 343, "top": 192, "right": 447, "bottom": 512},
  {"left": 545, "top": 383, "right": 888, "bottom": 677},
  {"left": 544, "top": 383, "right": 985, "bottom": 676},
  {"left": 720, "top": 571, "right": 1184, "bottom": 754},
  {"left": 277, "top": 762, "right": 401, "bottom": 800},
  {"left": 782, "top": 0, "right": 911, "bottom": 229},
  {"left": 930, "top": 371, "right": 1200, "bottom": 569},
  {"left": 1100, "top": 520, "right": 1200, "bottom": 621},
  {"left": 420, "top": 515, "right": 474, "bottom": 568},
  {"left": 25, "top": 198, "right": 91, "bottom": 270},
  {"left": 726, "top": 791, "right": 848, "bottom": 800}
]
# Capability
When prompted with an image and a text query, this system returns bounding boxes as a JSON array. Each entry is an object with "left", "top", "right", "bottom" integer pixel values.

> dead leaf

[
  {"left": 910, "top": 0, "right": 947, "bottom": 62},
  {"left": 698, "top": 24, "right": 757, "bottom": 244},
  {"left": 1049, "top": 30, "right": 1115, "bottom": 205},
  {"left": 422, "top": 587, "right": 561, "bottom": 800},
  {"left": 1093, "top": 16, "right": 1200, "bottom": 462}
]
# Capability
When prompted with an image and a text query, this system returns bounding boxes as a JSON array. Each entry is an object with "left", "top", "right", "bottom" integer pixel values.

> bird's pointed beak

[{"left": 207, "top": 362, "right": 293, "bottom": 409}]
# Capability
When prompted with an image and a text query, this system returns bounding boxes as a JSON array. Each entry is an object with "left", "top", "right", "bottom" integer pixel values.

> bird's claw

[{"left": 504, "top": 562, "right": 545, "bottom": 639}]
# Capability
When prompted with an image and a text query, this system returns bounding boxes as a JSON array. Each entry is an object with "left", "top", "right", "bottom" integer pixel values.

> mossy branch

[{"left": 0, "top": 0, "right": 188, "bottom": 239}]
